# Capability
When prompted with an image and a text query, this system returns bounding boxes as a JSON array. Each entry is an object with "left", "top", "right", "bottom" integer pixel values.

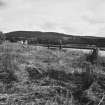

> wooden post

[
  {"left": 91, "top": 47, "right": 99, "bottom": 64},
  {"left": 47, "top": 40, "right": 50, "bottom": 49},
  {"left": 48, "top": 44, "right": 50, "bottom": 49},
  {"left": 59, "top": 39, "right": 62, "bottom": 50}
]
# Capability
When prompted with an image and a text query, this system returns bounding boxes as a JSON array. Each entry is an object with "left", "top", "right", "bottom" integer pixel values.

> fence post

[
  {"left": 59, "top": 39, "right": 62, "bottom": 50},
  {"left": 91, "top": 47, "right": 99, "bottom": 64}
]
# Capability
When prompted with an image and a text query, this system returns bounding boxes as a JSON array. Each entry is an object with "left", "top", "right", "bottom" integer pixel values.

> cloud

[
  {"left": 41, "top": 22, "right": 57, "bottom": 31},
  {"left": 0, "top": 0, "right": 105, "bottom": 37},
  {"left": 0, "top": 1, "right": 3, "bottom": 6},
  {"left": 82, "top": 14, "right": 105, "bottom": 24},
  {"left": 81, "top": 0, "right": 105, "bottom": 24},
  {"left": 0, "top": 0, "right": 6, "bottom": 8}
]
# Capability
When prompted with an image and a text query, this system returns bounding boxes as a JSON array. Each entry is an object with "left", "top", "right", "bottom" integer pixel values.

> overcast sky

[{"left": 0, "top": 0, "right": 105, "bottom": 37}]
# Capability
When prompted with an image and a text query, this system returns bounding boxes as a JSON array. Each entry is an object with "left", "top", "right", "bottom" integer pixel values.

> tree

[{"left": 0, "top": 31, "right": 5, "bottom": 43}]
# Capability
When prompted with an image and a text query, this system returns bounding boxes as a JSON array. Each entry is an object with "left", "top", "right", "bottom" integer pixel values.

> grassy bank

[{"left": 0, "top": 42, "right": 105, "bottom": 105}]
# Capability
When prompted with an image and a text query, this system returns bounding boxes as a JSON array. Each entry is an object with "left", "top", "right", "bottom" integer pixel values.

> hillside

[{"left": 4, "top": 31, "right": 105, "bottom": 47}]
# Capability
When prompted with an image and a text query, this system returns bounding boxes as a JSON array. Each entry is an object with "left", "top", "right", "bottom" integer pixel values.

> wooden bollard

[{"left": 91, "top": 47, "right": 99, "bottom": 64}]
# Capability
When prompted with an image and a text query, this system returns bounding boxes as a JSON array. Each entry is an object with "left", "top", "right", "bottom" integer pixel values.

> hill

[{"left": 4, "top": 31, "right": 105, "bottom": 47}]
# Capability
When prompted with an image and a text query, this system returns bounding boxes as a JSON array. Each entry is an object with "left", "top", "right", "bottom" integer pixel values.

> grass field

[{"left": 0, "top": 41, "right": 105, "bottom": 105}]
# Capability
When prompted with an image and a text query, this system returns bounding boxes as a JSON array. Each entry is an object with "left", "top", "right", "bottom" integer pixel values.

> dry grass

[{"left": 0, "top": 42, "right": 105, "bottom": 105}]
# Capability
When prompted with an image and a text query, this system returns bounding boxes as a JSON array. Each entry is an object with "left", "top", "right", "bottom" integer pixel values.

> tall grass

[{"left": 0, "top": 42, "right": 105, "bottom": 104}]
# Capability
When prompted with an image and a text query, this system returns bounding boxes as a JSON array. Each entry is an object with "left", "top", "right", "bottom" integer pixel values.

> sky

[{"left": 0, "top": 0, "right": 105, "bottom": 37}]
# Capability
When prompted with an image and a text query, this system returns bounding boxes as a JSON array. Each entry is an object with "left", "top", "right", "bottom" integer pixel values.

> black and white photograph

[{"left": 0, "top": 0, "right": 105, "bottom": 105}]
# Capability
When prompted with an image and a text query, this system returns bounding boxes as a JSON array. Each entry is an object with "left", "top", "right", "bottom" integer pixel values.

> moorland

[{"left": 0, "top": 40, "right": 105, "bottom": 105}]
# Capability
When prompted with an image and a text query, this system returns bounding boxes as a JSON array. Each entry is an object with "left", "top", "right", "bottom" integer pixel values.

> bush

[
  {"left": 0, "top": 47, "right": 18, "bottom": 84},
  {"left": 26, "top": 66, "right": 43, "bottom": 80}
]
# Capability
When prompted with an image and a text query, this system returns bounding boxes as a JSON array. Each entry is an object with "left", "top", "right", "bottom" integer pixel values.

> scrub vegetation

[{"left": 0, "top": 41, "right": 105, "bottom": 105}]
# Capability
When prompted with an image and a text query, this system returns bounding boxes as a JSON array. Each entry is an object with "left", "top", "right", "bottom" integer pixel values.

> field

[{"left": 0, "top": 41, "right": 105, "bottom": 105}]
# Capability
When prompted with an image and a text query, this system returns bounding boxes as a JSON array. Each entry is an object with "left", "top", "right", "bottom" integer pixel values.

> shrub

[
  {"left": 0, "top": 47, "right": 18, "bottom": 84},
  {"left": 26, "top": 66, "right": 43, "bottom": 80}
]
